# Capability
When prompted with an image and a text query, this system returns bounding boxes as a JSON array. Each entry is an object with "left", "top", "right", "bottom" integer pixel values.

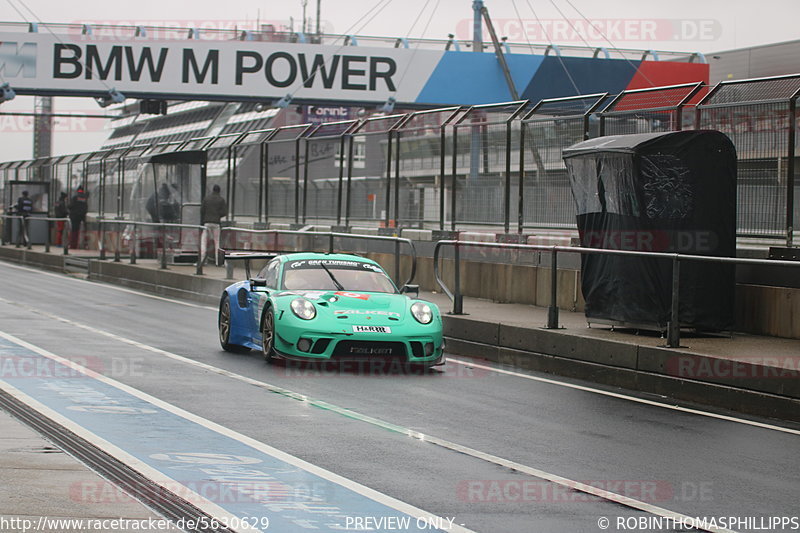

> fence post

[
  {"left": 667, "top": 256, "right": 681, "bottom": 348},
  {"left": 546, "top": 248, "right": 560, "bottom": 329},
  {"left": 45, "top": 219, "right": 51, "bottom": 253},
  {"left": 451, "top": 127, "right": 458, "bottom": 232},
  {"left": 439, "top": 126, "right": 447, "bottom": 231},
  {"left": 195, "top": 227, "right": 204, "bottom": 276},
  {"left": 328, "top": 233, "right": 334, "bottom": 253},
  {"left": 518, "top": 122, "right": 525, "bottom": 233},
  {"left": 25, "top": 218, "right": 31, "bottom": 250},
  {"left": 114, "top": 223, "right": 121, "bottom": 262},
  {"left": 160, "top": 224, "right": 167, "bottom": 269},
  {"left": 453, "top": 241, "right": 463, "bottom": 314},
  {"left": 786, "top": 95, "right": 797, "bottom": 247},
  {"left": 504, "top": 121, "right": 512, "bottom": 234},
  {"left": 394, "top": 239, "right": 400, "bottom": 285},
  {"left": 62, "top": 221, "right": 69, "bottom": 256},
  {"left": 99, "top": 219, "right": 106, "bottom": 260},
  {"left": 130, "top": 224, "right": 136, "bottom": 264}
]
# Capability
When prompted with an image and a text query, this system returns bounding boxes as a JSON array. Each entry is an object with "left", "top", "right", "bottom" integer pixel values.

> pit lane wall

[{"left": 0, "top": 241, "right": 797, "bottom": 340}]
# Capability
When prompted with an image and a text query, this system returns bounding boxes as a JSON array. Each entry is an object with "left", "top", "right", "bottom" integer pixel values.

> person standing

[
  {"left": 200, "top": 184, "right": 227, "bottom": 266},
  {"left": 69, "top": 187, "right": 88, "bottom": 249},
  {"left": 53, "top": 191, "right": 68, "bottom": 246},
  {"left": 15, "top": 190, "right": 34, "bottom": 246}
]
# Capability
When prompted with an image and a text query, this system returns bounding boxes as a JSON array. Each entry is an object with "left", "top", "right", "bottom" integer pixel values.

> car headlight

[
  {"left": 290, "top": 298, "right": 316, "bottom": 320},
  {"left": 410, "top": 302, "right": 433, "bottom": 324}
]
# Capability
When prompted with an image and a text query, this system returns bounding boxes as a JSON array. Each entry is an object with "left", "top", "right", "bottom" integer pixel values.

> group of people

[
  {"left": 12, "top": 183, "right": 225, "bottom": 263},
  {"left": 51, "top": 187, "right": 88, "bottom": 248}
]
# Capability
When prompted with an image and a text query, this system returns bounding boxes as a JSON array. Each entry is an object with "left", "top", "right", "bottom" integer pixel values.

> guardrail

[
  {"left": 220, "top": 227, "right": 417, "bottom": 287},
  {"left": 97, "top": 219, "right": 208, "bottom": 275},
  {"left": 0, "top": 215, "right": 71, "bottom": 254},
  {"left": 433, "top": 239, "right": 800, "bottom": 348}
]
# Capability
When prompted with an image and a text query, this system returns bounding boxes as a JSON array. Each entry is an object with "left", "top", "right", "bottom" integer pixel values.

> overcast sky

[{"left": 2, "top": 0, "right": 798, "bottom": 162}]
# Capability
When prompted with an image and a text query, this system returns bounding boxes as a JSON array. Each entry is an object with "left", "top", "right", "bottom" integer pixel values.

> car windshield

[{"left": 281, "top": 260, "right": 397, "bottom": 293}]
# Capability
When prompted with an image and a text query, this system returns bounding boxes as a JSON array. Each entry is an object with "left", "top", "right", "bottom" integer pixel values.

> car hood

[{"left": 278, "top": 290, "right": 411, "bottom": 322}]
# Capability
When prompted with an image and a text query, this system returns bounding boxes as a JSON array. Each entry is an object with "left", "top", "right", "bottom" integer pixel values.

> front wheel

[
  {"left": 219, "top": 294, "right": 249, "bottom": 353},
  {"left": 262, "top": 307, "right": 277, "bottom": 363}
]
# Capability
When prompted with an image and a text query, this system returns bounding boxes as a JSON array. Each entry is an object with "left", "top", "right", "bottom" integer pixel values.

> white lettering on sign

[{"left": 0, "top": 31, "right": 441, "bottom": 105}]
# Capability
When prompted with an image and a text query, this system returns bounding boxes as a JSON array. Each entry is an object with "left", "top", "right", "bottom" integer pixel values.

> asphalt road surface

[{"left": 1, "top": 261, "right": 798, "bottom": 533}]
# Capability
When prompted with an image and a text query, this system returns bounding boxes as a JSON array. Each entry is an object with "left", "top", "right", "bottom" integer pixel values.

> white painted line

[
  {"left": 0, "top": 309, "right": 738, "bottom": 533},
  {"left": 3, "top": 260, "right": 798, "bottom": 436},
  {"left": 0, "top": 330, "right": 475, "bottom": 533},
  {"left": 444, "top": 357, "right": 800, "bottom": 436},
  {"left": 0, "top": 261, "right": 215, "bottom": 310},
  {"left": 0, "top": 336, "right": 252, "bottom": 532}
]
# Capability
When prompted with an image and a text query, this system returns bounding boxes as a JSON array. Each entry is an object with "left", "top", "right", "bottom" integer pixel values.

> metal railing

[
  {"left": 3, "top": 75, "right": 799, "bottom": 245},
  {"left": 96, "top": 219, "right": 208, "bottom": 275},
  {"left": 0, "top": 215, "right": 71, "bottom": 254},
  {"left": 219, "top": 228, "right": 417, "bottom": 287},
  {"left": 433, "top": 239, "right": 800, "bottom": 348}
]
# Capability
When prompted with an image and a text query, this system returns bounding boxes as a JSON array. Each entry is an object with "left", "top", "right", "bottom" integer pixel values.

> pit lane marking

[
  {"left": 0, "top": 330, "right": 474, "bottom": 533},
  {"left": 0, "top": 304, "right": 737, "bottom": 533},
  {"left": 2, "top": 261, "right": 798, "bottom": 437}
]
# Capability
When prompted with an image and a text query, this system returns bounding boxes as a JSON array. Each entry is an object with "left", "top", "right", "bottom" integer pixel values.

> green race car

[{"left": 218, "top": 252, "right": 444, "bottom": 367}]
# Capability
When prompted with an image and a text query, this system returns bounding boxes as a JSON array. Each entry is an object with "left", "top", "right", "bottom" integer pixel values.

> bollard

[
  {"left": 99, "top": 220, "right": 106, "bottom": 260},
  {"left": 546, "top": 248, "right": 560, "bottom": 329},
  {"left": 452, "top": 242, "right": 463, "bottom": 314},
  {"left": 160, "top": 224, "right": 168, "bottom": 269},
  {"left": 63, "top": 220, "right": 70, "bottom": 256},
  {"left": 667, "top": 256, "right": 681, "bottom": 348},
  {"left": 114, "top": 226, "right": 121, "bottom": 262},
  {"left": 45, "top": 219, "right": 51, "bottom": 253},
  {"left": 130, "top": 225, "right": 137, "bottom": 265},
  {"left": 196, "top": 227, "right": 204, "bottom": 276}
]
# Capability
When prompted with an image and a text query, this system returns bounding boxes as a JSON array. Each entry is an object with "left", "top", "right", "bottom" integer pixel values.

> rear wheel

[
  {"left": 262, "top": 307, "right": 277, "bottom": 363},
  {"left": 219, "top": 294, "right": 249, "bottom": 353}
]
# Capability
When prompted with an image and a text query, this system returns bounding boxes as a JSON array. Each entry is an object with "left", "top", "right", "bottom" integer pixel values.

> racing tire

[
  {"left": 218, "top": 294, "right": 250, "bottom": 353},
  {"left": 262, "top": 307, "right": 278, "bottom": 364}
]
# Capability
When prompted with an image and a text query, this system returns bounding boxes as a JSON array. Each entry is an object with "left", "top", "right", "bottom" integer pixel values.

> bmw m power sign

[
  {"left": 0, "top": 30, "right": 707, "bottom": 106},
  {"left": 0, "top": 32, "right": 439, "bottom": 104}
]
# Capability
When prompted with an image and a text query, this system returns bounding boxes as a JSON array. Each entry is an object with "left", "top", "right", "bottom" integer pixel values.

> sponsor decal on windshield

[{"left": 288, "top": 259, "right": 372, "bottom": 269}]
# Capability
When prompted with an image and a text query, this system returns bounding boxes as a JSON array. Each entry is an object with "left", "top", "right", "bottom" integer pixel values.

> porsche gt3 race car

[{"left": 218, "top": 252, "right": 444, "bottom": 368}]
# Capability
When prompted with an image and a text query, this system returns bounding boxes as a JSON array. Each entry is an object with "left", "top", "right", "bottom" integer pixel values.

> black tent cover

[{"left": 562, "top": 130, "right": 736, "bottom": 331}]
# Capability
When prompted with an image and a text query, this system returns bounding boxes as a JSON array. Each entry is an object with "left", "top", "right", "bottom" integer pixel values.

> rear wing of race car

[{"left": 223, "top": 251, "right": 279, "bottom": 280}]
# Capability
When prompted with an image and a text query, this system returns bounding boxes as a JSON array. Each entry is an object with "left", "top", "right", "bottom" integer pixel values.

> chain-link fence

[
  {"left": 697, "top": 75, "right": 800, "bottom": 245},
  {"left": 2, "top": 75, "right": 799, "bottom": 245}
]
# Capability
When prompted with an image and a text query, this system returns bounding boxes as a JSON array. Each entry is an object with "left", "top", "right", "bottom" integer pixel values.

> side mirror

[
  {"left": 401, "top": 284, "right": 419, "bottom": 297},
  {"left": 250, "top": 278, "right": 267, "bottom": 290}
]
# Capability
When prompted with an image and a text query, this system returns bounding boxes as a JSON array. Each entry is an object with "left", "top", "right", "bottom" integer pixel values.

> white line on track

[
  {"left": 444, "top": 358, "right": 800, "bottom": 436},
  {"left": 1, "top": 260, "right": 798, "bottom": 437},
  {"left": 0, "top": 329, "right": 475, "bottom": 533},
  {"left": 0, "top": 298, "right": 741, "bottom": 533}
]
